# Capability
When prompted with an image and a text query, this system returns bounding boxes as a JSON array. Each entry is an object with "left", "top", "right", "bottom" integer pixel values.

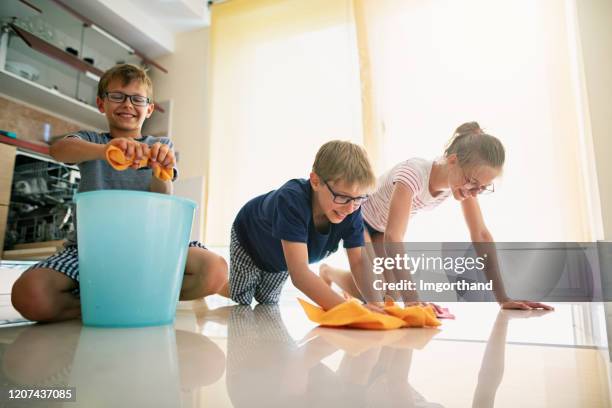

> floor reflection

[
  {"left": 0, "top": 301, "right": 605, "bottom": 408},
  {"left": 1, "top": 321, "right": 225, "bottom": 407},
  {"left": 221, "top": 305, "right": 553, "bottom": 408}
]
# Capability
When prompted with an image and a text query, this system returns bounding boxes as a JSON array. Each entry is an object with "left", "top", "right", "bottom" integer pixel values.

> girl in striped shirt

[{"left": 321, "top": 122, "right": 552, "bottom": 310}]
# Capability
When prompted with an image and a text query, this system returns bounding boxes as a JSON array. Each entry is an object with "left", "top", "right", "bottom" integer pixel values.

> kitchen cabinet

[
  {"left": 0, "top": 0, "right": 168, "bottom": 131},
  {"left": 0, "top": 142, "right": 16, "bottom": 256}
]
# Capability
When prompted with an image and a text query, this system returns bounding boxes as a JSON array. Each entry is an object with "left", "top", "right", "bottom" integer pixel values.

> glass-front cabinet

[{"left": 0, "top": 0, "right": 167, "bottom": 130}]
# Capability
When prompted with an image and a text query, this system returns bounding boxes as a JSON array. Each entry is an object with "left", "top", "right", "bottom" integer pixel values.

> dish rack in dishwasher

[{"left": 4, "top": 150, "right": 80, "bottom": 248}]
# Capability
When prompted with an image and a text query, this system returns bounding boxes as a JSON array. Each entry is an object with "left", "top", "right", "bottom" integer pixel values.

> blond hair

[
  {"left": 312, "top": 140, "right": 376, "bottom": 188},
  {"left": 444, "top": 122, "right": 505, "bottom": 169},
  {"left": 97, "top": 63, "right": 153, "bottom": 99}
]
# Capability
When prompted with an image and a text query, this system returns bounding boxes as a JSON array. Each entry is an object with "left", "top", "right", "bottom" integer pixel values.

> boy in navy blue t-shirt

[{"left": 221, "top": 140, "right": 378, "bottom": 310}]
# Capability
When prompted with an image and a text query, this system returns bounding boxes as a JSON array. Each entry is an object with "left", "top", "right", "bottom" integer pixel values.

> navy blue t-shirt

[{"left": 233, "top": 178, "right": 365, "bottom": 273}]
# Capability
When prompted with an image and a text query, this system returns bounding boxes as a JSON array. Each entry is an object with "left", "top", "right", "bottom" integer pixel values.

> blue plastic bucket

[{"left": 75, "top": 190, "right": 196, "bottom": 327}]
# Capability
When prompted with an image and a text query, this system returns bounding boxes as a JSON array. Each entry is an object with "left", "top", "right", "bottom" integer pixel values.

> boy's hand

[
  {"left": 364, "top": 302, "right": 388, "bottom": 314},
  {"left": 149, "top": 142, "right": 175, "bottom": 170},
  {"left": 106, "top": 138, "right": 150, "bottom": 169}
]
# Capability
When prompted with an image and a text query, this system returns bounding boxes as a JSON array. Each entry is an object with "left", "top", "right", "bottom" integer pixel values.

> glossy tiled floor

[
  {"left": 0, "top": 257, "right": 611, "bottom": 407},
  {"left": 0, "top": 288, "right": 611, "bottom": 408}
]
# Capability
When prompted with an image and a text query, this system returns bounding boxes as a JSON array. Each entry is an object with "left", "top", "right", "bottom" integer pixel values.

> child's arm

[
  {"left": 461, "top": 196, "right": 508, "bottom": 302},
  {"left": 461, "top": 197, "right": 553, "bottom": 310},
  {"left": 148, "top": 142, "right": 175, "bottom": 194},
  {"left": 384, "top": 183, "right": 413, "bottom": 242},
  {"left": 461, "top": 196, "right": 493, "bottom": 242},
  {"left": 50, "top": 136, "right": 149, "bottom": 166},
  {"left": 50, "top": 137, "right": 106, "bottom": 164},
  {"left": 281, "top": 240, "right": 346, "bottom": 310},
  {"left": 346, "top": 246, "right": 386, "bottom": 307},
  {"left": 383, "top": 183, "right": 418, "bottom": 302}
]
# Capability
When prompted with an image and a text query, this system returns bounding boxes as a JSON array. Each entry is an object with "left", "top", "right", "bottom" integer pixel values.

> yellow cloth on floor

[
  {"left": 105, "top": 145, "right": 173, "bottom": 181},
  {"left": 298, "top": 298, "right": 441, "bottom": 330}
]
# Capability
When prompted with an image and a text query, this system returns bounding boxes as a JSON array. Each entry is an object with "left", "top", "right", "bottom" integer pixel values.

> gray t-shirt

[{"left": 65, "top": 130, "right": 177, "bottom": 245}]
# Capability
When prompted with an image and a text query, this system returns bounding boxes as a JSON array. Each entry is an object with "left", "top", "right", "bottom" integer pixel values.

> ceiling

[{"left": 60, "top": 0, "right": 211, "bottom": 58}]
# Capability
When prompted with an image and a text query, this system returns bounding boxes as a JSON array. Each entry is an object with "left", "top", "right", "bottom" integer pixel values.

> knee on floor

[{"left": 196, "top": 255, "right": 228, "bottom": 296}]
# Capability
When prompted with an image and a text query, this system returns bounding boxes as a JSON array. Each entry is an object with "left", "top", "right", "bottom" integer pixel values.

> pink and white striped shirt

[{"left": 361, "top": 158, "right": 451, "bottom": 233}]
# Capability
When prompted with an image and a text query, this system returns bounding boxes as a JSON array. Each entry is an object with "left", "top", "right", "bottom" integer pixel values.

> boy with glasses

[
  {"left": 11, "top": 64, "right": 228, "bottom": 322},
  {"left": 220, "top": 140, "right": 380, "bottom": 311}
]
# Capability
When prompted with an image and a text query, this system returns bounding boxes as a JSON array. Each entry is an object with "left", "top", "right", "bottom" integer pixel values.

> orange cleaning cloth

[
  {"left": 105, "top": 145, "right": 173, "bottom": 181},
  {"left": 298, "top": 298, "right": 441, "bottom": 330}
]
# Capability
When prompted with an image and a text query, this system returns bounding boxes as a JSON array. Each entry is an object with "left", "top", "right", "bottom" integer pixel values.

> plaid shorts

[
  {"left": 29, "top": 241, "right": 208, "bottom": 284},
  {"left": 229, "top": 227, "right": 289, "bottom": 305}
]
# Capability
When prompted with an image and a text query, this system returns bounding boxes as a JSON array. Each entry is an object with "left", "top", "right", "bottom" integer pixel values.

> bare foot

[{"left": 319, "top": 263, "right": 333, "bottom": 286}]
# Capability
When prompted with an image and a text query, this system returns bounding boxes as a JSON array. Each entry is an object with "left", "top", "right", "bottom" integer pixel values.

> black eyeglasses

[
  {"left": 103, "top": 92, "right": 150, "bottom": 107},
  {"left": 324, "top": 180, "right": 368, "bottom": 206}
]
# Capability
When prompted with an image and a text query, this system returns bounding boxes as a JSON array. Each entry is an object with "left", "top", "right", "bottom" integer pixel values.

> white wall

[{"left": 150, "top": 28, "right": 211, "bottom": 241}]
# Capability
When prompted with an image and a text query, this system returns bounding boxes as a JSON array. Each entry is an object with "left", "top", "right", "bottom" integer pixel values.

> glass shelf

[
  {"left": 11, "top": 0, "right": 82, "bottom": 52},
  {"left": 0, "top": 1, "right": 41, "bottom": 21},
  {"left": 11, "top": 24, "right": 103, "bottom": 78},
  {"left": 29, "top": 0, "right": 167, "bottom": 74},
  {"left": 0, "top": 68, "right": 108, "bottom": 130},
  {"left": 7, "top": 24, "right": 99, "bottom": 107},
  {"left": 7, "top": 25, "right": 165, "bottom": 113},
  {"left": 82, "top": 24, "right": 142, "bottom": 72}
]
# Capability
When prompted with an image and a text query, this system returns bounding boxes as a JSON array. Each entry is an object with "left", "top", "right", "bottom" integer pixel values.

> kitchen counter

[{"left": 0, "top": 134, "right": 50, "bottom": 156}]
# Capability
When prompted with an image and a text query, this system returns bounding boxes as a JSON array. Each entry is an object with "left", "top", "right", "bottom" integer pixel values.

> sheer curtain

[
  {"left": 206, "top": 0, "right": 362, "bottom": 245},
  {"left": 353, "top": 0, "right": 595, "bottom": 242},
  {"left": 206, "top": 0, "right": 596, "bottom": 244}
]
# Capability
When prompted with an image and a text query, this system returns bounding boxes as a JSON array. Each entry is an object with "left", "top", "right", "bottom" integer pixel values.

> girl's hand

[
  {"left": 149, "top": 142, "right": 175, "bottom": 170},
  {"left": 501, "top": 300, "right": 554, "bottom": 311},
  {"left": 402, "top": 301, "right": 445, "bottom": 315},
  {"left": 424, "top": 302, "right": 445, "bottom": 315}
]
